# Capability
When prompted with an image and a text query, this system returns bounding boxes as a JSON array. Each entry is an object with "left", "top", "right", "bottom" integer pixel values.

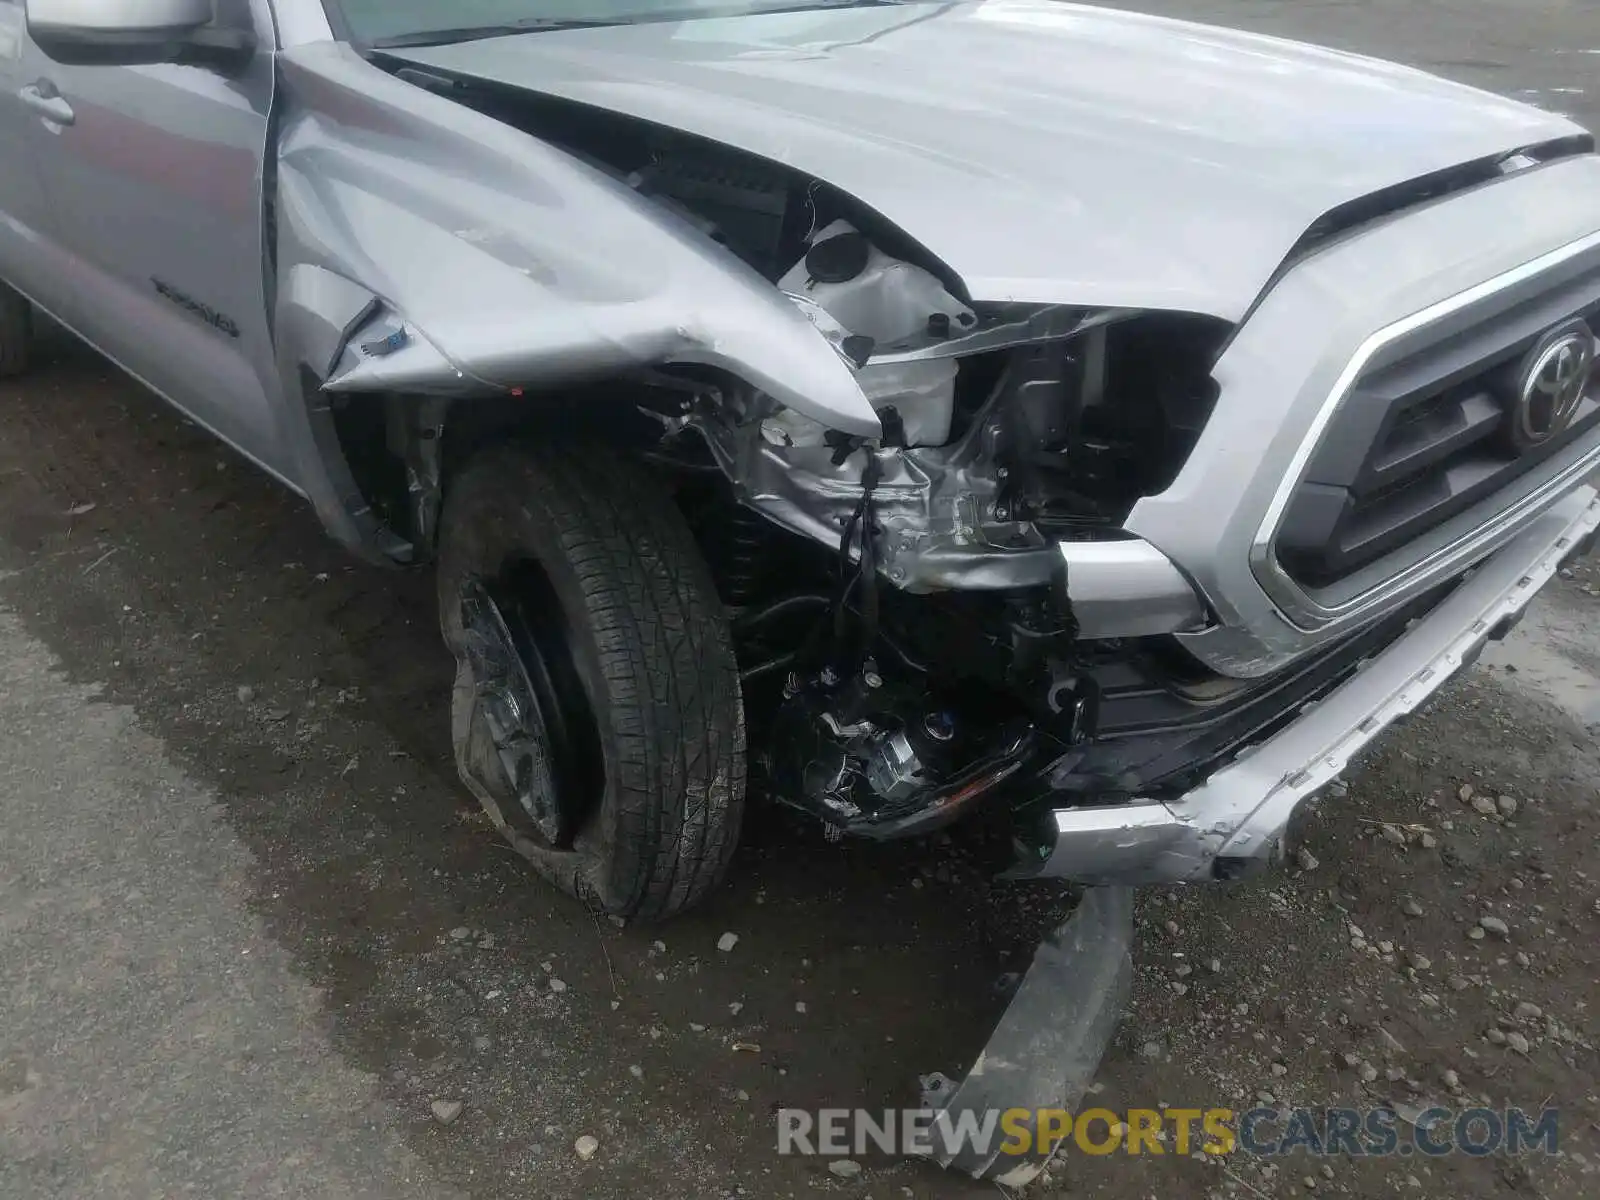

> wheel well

[{"left": 328, "top": 377, "right": 687, "bottom": 560}]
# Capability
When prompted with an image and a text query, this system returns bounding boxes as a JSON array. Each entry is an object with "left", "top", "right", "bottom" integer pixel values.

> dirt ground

[{"left": 2, "top": 3, "right": 1599, "bottom": 1199}]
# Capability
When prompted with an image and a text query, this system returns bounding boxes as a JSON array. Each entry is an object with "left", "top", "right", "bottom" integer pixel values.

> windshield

[{"left": 334, "top": 0, "right": 892, "bottom": 45}]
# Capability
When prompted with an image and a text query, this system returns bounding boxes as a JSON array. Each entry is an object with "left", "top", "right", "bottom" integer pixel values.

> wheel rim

[{"left": 458, "top": 564, "right": 601, "bottom": 848}]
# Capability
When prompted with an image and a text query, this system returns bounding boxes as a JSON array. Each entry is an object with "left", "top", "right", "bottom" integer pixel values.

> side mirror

[{"left": 27, "top": 0, "right": 252, "bottom": 69}]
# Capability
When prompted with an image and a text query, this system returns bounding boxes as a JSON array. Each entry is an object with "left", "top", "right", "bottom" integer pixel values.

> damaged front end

[
  {"left": 264, "top": 43, "right": 1308, "bottom": 1182},
  {"left": 650, "top": 216, "right": 1229, "bottom": 850}
]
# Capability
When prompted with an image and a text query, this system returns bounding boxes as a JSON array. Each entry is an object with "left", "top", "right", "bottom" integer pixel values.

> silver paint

[
  {"left": 274, "top": 41, "right": 881, "bottom": 438},
  {"left": 1123, "top": 155, "right": 1600, "bottom": 677},
  {"left": 1055, "top": 539, "right": 1208, "bottom": 639},
  {"left": 395, "top": 0, "right": 1582, "bottom": 318}
]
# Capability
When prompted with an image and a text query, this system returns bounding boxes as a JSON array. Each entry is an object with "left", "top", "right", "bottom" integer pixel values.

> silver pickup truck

[{"left": 4, "top": 0, "right": 1599, "bottom": 932}]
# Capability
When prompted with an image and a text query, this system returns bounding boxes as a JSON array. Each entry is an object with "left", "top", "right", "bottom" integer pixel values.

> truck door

[
  {"left": 0, "top": 0, "right": 74, "bottom": 321},
  {"left": 17, "top": 0, "right": 295, "bottom": 483}
]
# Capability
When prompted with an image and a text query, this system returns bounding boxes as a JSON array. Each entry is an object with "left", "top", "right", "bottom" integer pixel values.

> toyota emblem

[{"left": 1509, "top": 322, "right": 1594, "bottom": 450}]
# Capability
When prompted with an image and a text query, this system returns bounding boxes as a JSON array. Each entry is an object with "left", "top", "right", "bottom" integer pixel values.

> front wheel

[{"left": 436, "top": 443, "right": 746, "bottom": 921}]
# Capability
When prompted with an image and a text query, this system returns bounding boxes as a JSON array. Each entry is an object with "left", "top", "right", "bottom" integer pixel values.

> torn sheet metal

[
  {"left": 918, "top": 886, "right": 1134, "bottom": 1184},
  {"left": 694, "top": 343, "right": 1067, "bottom": 593},
  {"left": 274, "top": 42, "right": 880, "bottom": 436}
]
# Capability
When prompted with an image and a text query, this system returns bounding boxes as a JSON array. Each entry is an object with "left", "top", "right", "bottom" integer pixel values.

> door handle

[{"left": 19, "top": 81, "right": 73, "bottom": 127}]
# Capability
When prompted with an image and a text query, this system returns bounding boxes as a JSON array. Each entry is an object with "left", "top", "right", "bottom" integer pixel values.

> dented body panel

[
  {"left": 275, "top": 42, "right": 881, "bottom": 436},
  {"left": 392, "top": 0, "right": 1581, "bottom": 317}
]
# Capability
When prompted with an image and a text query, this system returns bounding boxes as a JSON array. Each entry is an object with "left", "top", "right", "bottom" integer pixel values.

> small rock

[
  {"left": 795, "top": 1002, "right": 807, "bottom": 1015},
  {"left": 1141, "top": 1040, "right": 1164, "bottom": 1060},
  {"left": 1378, "top": 941, "right": 1395, "bottom": 955},
  {"left": 1409, "top": 953, "right": 1432, "bottom": 971},
  {"left": 1380, "top": 824, "right": 1407, "bottom": 846},
  {"left": 1402, "top": 898, "right": 1425, "bottom": 918},
  {"left": 1513, "top": 1001, "right": 1543, "bottom": 1021},
  {"left": 1359, "top": 1064, "right": 1379, "bottom": 1083},
  {"left": 716, "top": 932, "right": 739, "bottom": 953},
  {"left": 1497, "top": 795, "right": 1518, "bottom": 817},
  {"left": 828, "top": 1160, "right": 862, "bottom": 1179},
  {"left": 1206, "top": 958, "right": 1222, "bottom": 974},
  {"left": 1485, "top": 1028, "right": 1507, "bottom": 1045},
  {"left": 264, "top": 707, "right": 292, "bottom": 723},
  {"left": 473, "top": 1035, "right": 491, "bottom": 1051},
  {"left": 1377, "top": 1027, "right": 1406, "bottom": 1055},
  {"left": 1164, "top": 919, "right": 1180, "bottom": 936},
  {"left": 628, "top": 1065, "right": 643, "bottom": 1079},
  {"left": 548, "top": 978, "right": 568, "bottom": 994},
  {"left": 1175, "top": 963, "right": 1193, "bottom": 978},
  {"left": 236, "top": 685, "right": 256, "bottom": 704},
  {"left": 1442, "top": 1069, "right": 1460, "bottom": 1089},
  {"left": 1296, "top": 847, "right": 1320, "bottom": 871},
  {"left": 1468, "top": 927, "right": 1486, "bottom": 941},
  {"left": 430, "top": 1099, "right": 463, "bottom": 1125},
  {"left": 1478, "top": 916, "right": 1510, "bottom": 938},
  {"left": 729, "top": 1001, "right": 744, "bottom": 1016},
  {"left": 1419, "top": 833, "right": 1438, "bottom": 850},
  {"left": 1471, "top": 795, "right": 1498, "bottom": 817},
  {"left": 574, "top": 1135, "right": 600, "bottom": 1161},
  {"left": 449, "top": 927, "right": 470, "bottom": 941},
  {"left": 1514, "top": 952, "right": 1531, "bottom": 969},
  {"left": 1458, "top": 783, "right": 1474, "bottom": 803},
  {"left": 1505, "top": 1032, "right": 1530, "bottom": 1055},
  {"left": 1270, "top": 1062, "right": 1287, "bottom": 1077}
]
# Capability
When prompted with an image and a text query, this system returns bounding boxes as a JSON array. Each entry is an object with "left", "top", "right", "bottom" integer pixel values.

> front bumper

[{"left": 1016, "top": 486, "right": 1600, "bottom": 885}]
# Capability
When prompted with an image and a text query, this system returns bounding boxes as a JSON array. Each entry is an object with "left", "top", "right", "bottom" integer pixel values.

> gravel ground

[{"left": 2, "top": 4, "right": 1599, "bottom": 1198}]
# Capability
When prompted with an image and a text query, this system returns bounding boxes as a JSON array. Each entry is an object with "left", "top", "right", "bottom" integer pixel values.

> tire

[
  {"left": 0, "top": 283, "right": 30, "bottom": 379},
  {"left": 437, "top": 443, "right": 746, "bottom": 921}
]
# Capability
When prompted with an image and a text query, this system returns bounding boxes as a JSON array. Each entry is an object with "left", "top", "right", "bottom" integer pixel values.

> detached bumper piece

[
  {"left": 916, "top": 887, "right": 1134, "bottom": 1185},
  {"left": 1020, "top": 486, "right": 1600, "bottom": 885}
]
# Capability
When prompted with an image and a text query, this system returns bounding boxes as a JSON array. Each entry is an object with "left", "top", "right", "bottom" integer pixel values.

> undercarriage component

[
  {"left": 762, "top": 664, "right": 1036, "bottom": 838},
  {"left": 0, "top": 281, "right": 31, "bottom": 378},
  {"left": 917, "top": 887, "right": 1134, "bottom": 1184}
]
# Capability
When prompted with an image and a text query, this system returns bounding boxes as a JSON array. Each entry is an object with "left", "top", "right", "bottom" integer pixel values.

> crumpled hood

[{"left": 395, "top": 0, "right": 1585, "bottom": 321}]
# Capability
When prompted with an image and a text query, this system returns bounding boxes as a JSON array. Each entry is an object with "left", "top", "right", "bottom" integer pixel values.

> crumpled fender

[{"left": 273, "top": 43, "right": 880, "bottom": 441}]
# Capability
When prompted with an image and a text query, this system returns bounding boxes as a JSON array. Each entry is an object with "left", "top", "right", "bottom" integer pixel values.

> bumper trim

[
  {"left": 1057, "top": 538, "right": 1209, "bottom": 638},
  {"left": 1019, "top": 486, "right": 1600, "bottom": 885}
]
